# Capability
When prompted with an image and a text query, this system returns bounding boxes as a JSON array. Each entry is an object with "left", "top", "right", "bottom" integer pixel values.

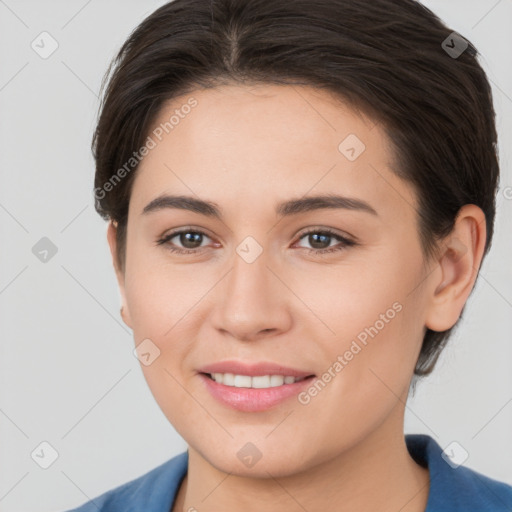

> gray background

[{"left": 0, "top": 1, "right": 511, "bottom": 511}]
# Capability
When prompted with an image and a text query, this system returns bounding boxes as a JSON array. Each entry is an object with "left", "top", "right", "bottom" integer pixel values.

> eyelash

[{"left": 156, "top": 227, "right": 357, "bottom": 256}]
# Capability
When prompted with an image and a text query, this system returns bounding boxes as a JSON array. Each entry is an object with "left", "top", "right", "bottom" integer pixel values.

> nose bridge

[
  {"left": 211, "top": 235, "right": 291, "bottom": 340},
  {"left": 227, "top": 236, "right": 274, "bottom": 309}
]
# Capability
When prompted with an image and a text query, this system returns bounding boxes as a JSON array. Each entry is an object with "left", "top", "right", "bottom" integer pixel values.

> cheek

[
  {"left": 286, "top": 253, "right": 407, "bottom": 342},
  {"left": 295, "top": 251, "right": 424, "bottom": 400},
  {"left": 314, "top": 282, "right": 411, "bottom": 387},
  {"left": 123, "top": 256, "right": 203, "bottom": 430},
  {"left": 123, "top": 250, "right": 217, "bottom": 402},
  {"left": 123, "top": 246, "right": 207, "bottom": 338},
  {"left": 124, "top": 269, "right": 168, "bottom": 339}
]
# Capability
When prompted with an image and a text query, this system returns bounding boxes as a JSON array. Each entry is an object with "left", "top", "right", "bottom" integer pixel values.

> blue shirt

[{"left": 64, "top": 434, "right": 512, "bottom": 511}]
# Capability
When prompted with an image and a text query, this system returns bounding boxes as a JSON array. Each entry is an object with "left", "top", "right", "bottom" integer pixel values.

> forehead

[{"left": 130, "top": 84, "right": 417, "bottom": 223}]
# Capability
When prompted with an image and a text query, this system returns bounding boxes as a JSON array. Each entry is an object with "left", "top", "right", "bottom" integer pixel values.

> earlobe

[
  {"left": 106, "top": 220, "right": 133, "bottom": 329},
  {"left": 424, "top": 205, "right": 487, "bottom": 332}
]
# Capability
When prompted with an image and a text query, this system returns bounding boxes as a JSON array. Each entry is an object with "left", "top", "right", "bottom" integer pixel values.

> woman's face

[{"left": 111, "top": 84, "right": 433, "bottom": 476}]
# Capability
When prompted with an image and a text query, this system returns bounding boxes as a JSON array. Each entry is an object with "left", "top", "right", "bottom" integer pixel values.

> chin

[{"left": 192, "top": 440, "right": 314, "bottom": 479}]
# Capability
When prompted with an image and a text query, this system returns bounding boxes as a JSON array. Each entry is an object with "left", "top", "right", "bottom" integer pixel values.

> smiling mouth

[{"left": 201, "top": 372, "right": 316, "bottom": 389}]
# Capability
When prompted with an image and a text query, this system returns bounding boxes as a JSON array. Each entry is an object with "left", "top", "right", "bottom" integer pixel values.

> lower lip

[{"left": 199, "top": 373, "right": 316, "bottom": 412}]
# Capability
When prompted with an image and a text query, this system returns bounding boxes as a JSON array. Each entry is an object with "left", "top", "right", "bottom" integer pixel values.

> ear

[
  {"left": 106, "top": 221, "right": 133, "bottom": 329},
  {"left": 424, "top": 205, "right": 487, "bottom": 332}
]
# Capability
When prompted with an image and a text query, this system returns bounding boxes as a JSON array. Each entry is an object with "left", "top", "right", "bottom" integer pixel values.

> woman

[{"left": 66, "top": 0, "right": 512, "bottom": 510}]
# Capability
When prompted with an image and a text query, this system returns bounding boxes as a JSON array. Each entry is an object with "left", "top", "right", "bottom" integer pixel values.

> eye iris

[
  {"left": 180, "top": 232, "right": 202, "bottom": 249},
  {"left": 309, "top": 233, "right": 331, "bottom": 249}
]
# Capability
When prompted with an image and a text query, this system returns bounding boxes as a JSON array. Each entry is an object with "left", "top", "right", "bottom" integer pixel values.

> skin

[{"left": 106, "top": 84, "right": 486, "bottom": 512}]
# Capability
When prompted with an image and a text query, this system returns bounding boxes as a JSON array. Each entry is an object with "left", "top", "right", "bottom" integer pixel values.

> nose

[{"left": 210, "top": 245, "right": 292, "bottom": 342}]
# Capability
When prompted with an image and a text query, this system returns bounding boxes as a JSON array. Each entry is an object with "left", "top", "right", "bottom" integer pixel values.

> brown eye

[
  {"left": 304, "top": 232, "right": 333, "bottom": 250},
  {"left": 175, "top": 231, "right": 204, "bottom": 249},
  {"left": 295, "top": 228, "right": 357, "bottom": 255},
  {"left": 156, "top": 229, "right": 212, "bottom": 254}
]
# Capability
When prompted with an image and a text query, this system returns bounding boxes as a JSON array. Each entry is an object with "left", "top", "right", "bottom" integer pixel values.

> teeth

[{"left": 210, "top": 373, "right": 306, "bottom": 388}]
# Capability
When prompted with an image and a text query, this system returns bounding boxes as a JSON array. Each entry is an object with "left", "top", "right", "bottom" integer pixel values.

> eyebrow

[{"left": 141, "top": 193, "right": 378, "bottom": 218}]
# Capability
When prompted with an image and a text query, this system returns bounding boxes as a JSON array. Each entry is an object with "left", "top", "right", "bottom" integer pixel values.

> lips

[
  {"left": 197, "top": 360, "right": 315, "bottom": 378},
  {"left": 198, "top": 373, "right": 316, "bottom": 412}
]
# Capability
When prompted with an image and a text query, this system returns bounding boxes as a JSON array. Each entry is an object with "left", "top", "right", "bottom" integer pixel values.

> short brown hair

[{"left": 92, "top": 0, "right": 499, "bottom": 377}]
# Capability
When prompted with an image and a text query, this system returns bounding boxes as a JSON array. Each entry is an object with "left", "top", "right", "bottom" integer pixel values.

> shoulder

[
  {"left": 62, "top": 451, "right": 188, "bottom": 512},
  {"left": 406, "top": 434, "right": 512, "bottom": 511},
  {"left": 446, "top": 463, "right": 512, "bottom": 509}
]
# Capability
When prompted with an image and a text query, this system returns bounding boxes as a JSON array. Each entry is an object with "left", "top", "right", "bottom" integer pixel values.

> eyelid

[
  {"left": 158, "top": 225, "right": 214, "bottom": 241},
  {"left": 294, "top": 225, "right": 356, "bottom": 244}
]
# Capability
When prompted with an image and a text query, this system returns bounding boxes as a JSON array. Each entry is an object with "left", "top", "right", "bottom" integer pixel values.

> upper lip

[{"left": 198, "top": 360, "right": 315, "bottom": 378}]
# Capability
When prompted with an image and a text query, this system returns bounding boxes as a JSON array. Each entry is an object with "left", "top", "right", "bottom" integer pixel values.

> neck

[{"left": 173, "top": 404, "right": 430, "bottom": 512}]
